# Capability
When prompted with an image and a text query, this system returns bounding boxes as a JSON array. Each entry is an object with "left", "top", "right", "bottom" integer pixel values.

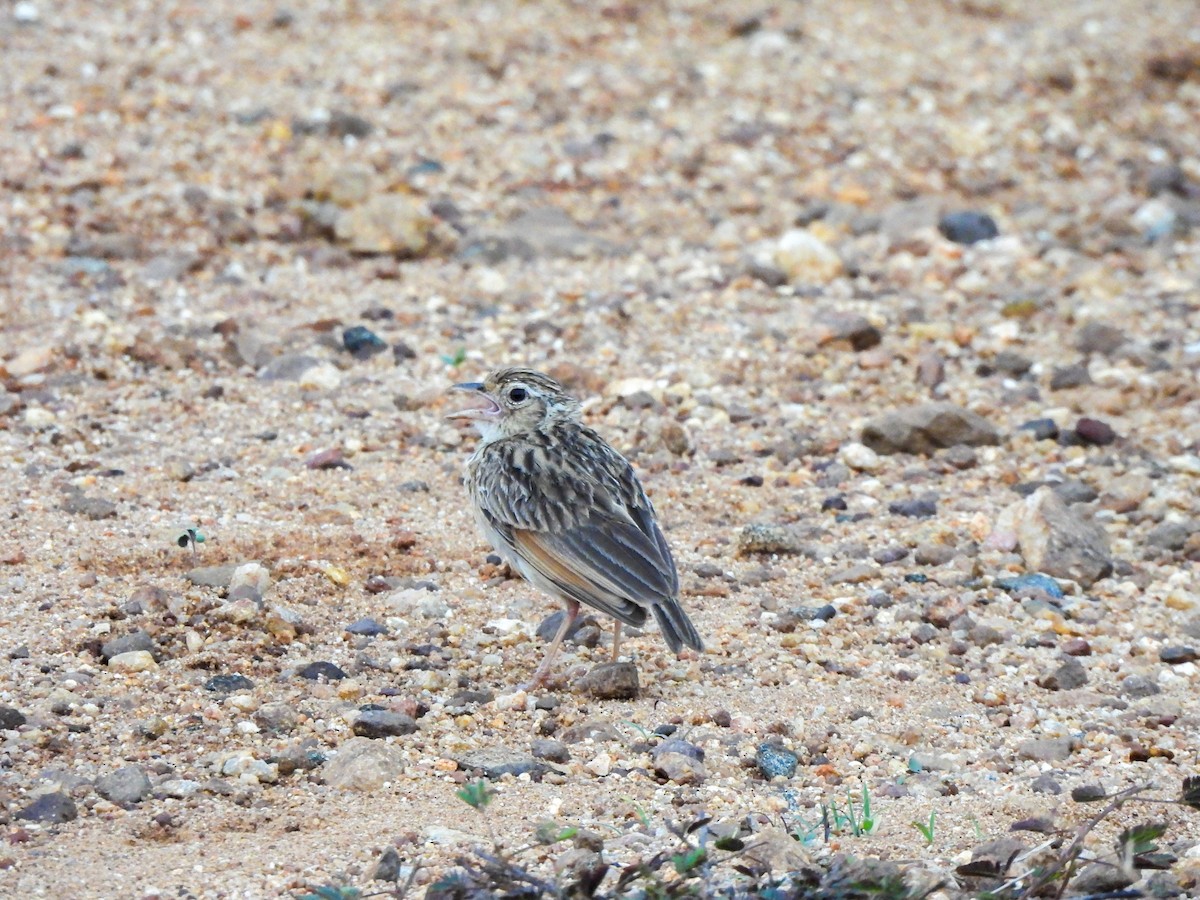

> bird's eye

[{"left": 507, "top": 387, "right": 527, "bottom": 403}]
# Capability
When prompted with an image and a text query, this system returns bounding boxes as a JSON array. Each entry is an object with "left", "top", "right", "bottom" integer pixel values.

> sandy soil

[{"left": 1, "top": 0, "right": 1199, "bottom": 897}]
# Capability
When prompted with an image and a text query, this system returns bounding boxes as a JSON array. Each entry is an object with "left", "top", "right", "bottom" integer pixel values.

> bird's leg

[
  {"left": 610, "top": 621, "right": 622, "bottom": 662},
  {"left": 527, "top": 600, "right": 579, "bottom": 688}
]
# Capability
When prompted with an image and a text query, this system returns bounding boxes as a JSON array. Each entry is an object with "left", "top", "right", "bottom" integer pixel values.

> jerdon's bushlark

[{"left": 447, "top": 367, "right": 703, "bottom": 686}]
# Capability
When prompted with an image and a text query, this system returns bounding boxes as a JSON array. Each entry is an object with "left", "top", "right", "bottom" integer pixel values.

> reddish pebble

[
  {"left": 1075, "top": 418, "right": 1116, "bottom": 446},
  {"left": 1061, "top": 638, "right": 1091, "bottom": 656}
]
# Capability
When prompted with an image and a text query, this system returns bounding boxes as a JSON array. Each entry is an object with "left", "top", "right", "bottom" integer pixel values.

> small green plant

[
  {"left": 441, "top": 346, "right": 467, "bottom": 367},
  {"left": 823, "top": 783, "right": 877, "bottom": 838},
  {"left": 174, "top": 525, "right": 205, "bottom": 556},
  {"left": 455, "top": 778, "right": 494, "bottom": 811},
  {"left": 912, "top": 811, "right": 936, "bottom": 845}
]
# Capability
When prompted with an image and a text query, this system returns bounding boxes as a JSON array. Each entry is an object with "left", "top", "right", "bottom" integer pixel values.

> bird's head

[{"left": 446, "top": 367, "right": 582, "bottom": 442}]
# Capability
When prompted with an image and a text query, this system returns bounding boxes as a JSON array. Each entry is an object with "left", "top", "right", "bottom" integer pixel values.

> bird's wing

[{"left": 471, "top": 430, "right": 678, "bottom": 625}]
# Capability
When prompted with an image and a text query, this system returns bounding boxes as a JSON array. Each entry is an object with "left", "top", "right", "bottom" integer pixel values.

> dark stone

[
  {"left": 560, "top": 720, "right": 622, "bottom": 743},
  {"left": 531, "top": 739, "right": 570, "bottom": 763},
  {"left": 536, "top": 610, "right": 587, "bottom": 642},
  {"left": 327, "top": 109, "right": 374, "bottom": 138},
  {"left": 454, "top": 747, "right": 542, "bottom": 779},
  {"left": 353, "top": 709, "right": 418, "bottom": 738},
  {"left": 448, "top": 689, "right": 494, "bottom": 709},
  {"left": 862, "top": 403, "right": 999, "bottom": 455},
  {"left": 1120, "top": 674, "right": 1160, "bottom": 698},
  {"left": 1018, "top": 418, "right": 1059, "bottom": 441},
  {"left": 0, "top": 705, "right": 26, "bottom": 730},
  {"left": 1030, "top": 774, "right": 1062, "bottom": 795},
  {"left": 345, "top": 617, "right": 388, "bottom": 636},
  {"left": 938, "top": 211, "right": 999, "bottom": 244},
  {"left": 889, "top": 499, "right": 937, "bottom": 518},
  {"left": 1052, "top": 479, "right": 1098, "bottom": 504},
  {"left": 1049, "top": 364, "right": 1091, "bottom": 390},
  {"left": 1160, "top": 646, "right": 1198, "bottom": 665},
  {"left": 204, "top": 674, "right": 255, "bottom": 693},
  {"left": 96, "top": 765, "right": 153, "bottom": 804},
  {"left": 1074, "top": 418, "right": 1116, "bottom": 446},
  {"left": 1147, "top": 521, "right": 1193, "bottom": 551},
  {"left": 16, "top": 792, "right": 78, "bottom": 823},
  {"left": 756, "top": 743, "right": 799, "bottom": 779},
  {"left": 1037, "top": 658, "right": 1087, "bottom": 691},
  {"left": 1074, "top": 322, "right": 1127, "bottom": 356},
  {"left": 342, "top": 325, "right": 388, "bottom": 359},
  {"left": 101, "top": 630, "right": 155, "bottom": 662},
  {"left": 745, "top": 260, "right": 788, "bottom": 287},
  {"left": 993, "top": 351, "right": 1032, "bottom": 376},
  {"left": 872, "top": 546, "right": 909, "bottom": 564},
  {"left": 579, "top": 661, "right": 639, "bottom": 700},
  {"left": 61, "top": 491, "right": 117, "bottom": 520},
  {"left": 821, "top": 495, "right": 847, "bottom": 511},
  {"left": 370, "top": 846, "right": 404, "bottom": 883},
  {"left": 297, "top": 661, "right": 348, "bottom": 681}
]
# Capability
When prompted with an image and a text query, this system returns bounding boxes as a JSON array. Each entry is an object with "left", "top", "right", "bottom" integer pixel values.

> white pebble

[
  {"left": 108, "top": 651, "right": 157, "bottom": 673},
  {"left": 839, "top": 441, "right": 882, "bottom": 472}
]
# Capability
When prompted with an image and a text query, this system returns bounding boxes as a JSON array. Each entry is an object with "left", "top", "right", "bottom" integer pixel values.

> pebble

[
  {"left": 258, "top": 353, "right": 321, "bottom": 382},
  {"left": 156, "top": 779, "right": 202, "bottom": 800},
  {"left": 219, "top": 751, "right": 279, "bottom": 784},
  {"left": 938, "top": 211, "right": 999, "bottom": 244},
  {"left": 1017, "top": 738, "right": 1073, "bottom": 762},
  {"left": 100, "top": 630, "right": 155, "bottom": 662},
  {"left": 204, "top": 674, "right": 255, "bottom": 693},
  {"left": 336, "top": 194, "right": 444, "bottom": 256},
  {"left": 839, "top": 442, "right": 882, "bottom": 472},
  {"left": 229, "top": 562, "right": 271, "bottom": 596},
  {"left": 352, "top": 709, "right": 417, "bottom": 739},
  {"left": 992, "top": 350, "right": 1032, "bottom": 376},
  {"left": 1159, "top": 646, "right": 1198, "bottom": 665},
  {"left": 1036, "top": 658, "right": 1088, "bottom": 691},
  {"left": 60, "top": 491, "right": 117, "bottom": 520},
  {"left": 994, "top": 487, "right": 1113, "bottom": 587},
  {"left": 889, "top": 499, "right": 937, "bottom": 518},
  {"left": 1120, "top": 674, "right": 1161, "bottom": 698},
  {"left": 654, "top": 751, "right": 705, "bottom": 784},
  {"left": 994, "top": 573, "right": 1064, "bottom": 599},
  {"left": 736, "top": 523, "right": 815, "bottom": 555},
  {"left": 345, "top": 617, "right": 388, "bottom": 636},
  {"left": 559, "top": 721, "right": 622, "bottom": 744},
  {"left": 1074, "top": 417, "right": 1116, "bottom": 446},
  {"left": 342, "top": 325, "right": 388, "bottom": 359},
  {"left": 16, "top": 792, "right": 78, "bottom": 824},
  {"left": 306, "top": 447, "right": 352, "bottom": 470},
  {"left": 1074, "top": 321, "right": 1127, "bottom": 356},
  {"left": 861, "top": 403, "right": 1000, "bottom": 455},
  {"left": 254, "top": 702, "right": 299, "bottom": 733},
  {"left": 298, "top": 661, "right": 348, "bottom": 681},
  {"left": 96, "top": 765, "right": 152, "bottom": 804},
  {"left": 579, "top": 661, "right": 639, "bottom": 700},
  {"left": 454, "top": 747, "right": 542, "bottom": 779},
  {"left": 0, "top": 706, "right": 26, "bottom": 730},
  {"left": 756, "top": 743, "right": 799, "bottom": 779},
  {"left": 1049, "top": 364, "right": 1091, "bottom": 390},
  {"left": 1146, "top": 521, "right": 1192, "bottom": 551},
  {"left": 1030, "top": 774, "right": 1062, "bottom": 795},
  {"left": 324, "top": 738, "right": 406, "bottom": 790},
  {"left": 1018, "top": 418, "right": 1059, "bottom": 441},
  {"left": 773, "top": 229, "right": 844, "bottom": 283},
  {"left": 108, "top": 650, "right": 158, "bottom": 673},
  {"left": 531, "top": 739, "right": 570, "bottom": 764}
]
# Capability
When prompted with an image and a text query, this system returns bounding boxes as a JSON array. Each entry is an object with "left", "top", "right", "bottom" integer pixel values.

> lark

[{"left": 447, "top": 367, "right": 703, "bottom": 687}]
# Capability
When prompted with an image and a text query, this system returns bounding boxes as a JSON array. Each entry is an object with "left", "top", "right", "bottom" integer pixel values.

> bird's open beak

[{"left": 445, "top": 382, "right": 501, "bottom": 420}]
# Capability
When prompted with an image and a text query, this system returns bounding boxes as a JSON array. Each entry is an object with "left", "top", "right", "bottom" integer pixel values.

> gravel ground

[{"left": 2, "top": 0, "right": 1199, "bottom": 897}]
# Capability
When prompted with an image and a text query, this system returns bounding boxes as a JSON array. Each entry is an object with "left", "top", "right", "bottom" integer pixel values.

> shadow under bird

[{"left": 446, "top": 367, "right": 704, "bottom": 687}]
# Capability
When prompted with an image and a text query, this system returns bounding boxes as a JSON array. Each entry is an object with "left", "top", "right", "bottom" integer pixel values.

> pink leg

[{"left": 527, "top": 600, "right": 579, "bottom": 688}]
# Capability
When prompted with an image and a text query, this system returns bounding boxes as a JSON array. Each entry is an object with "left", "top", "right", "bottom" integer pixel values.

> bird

[{"left": 446, "top": 367, "right": 704, "bottom": 687}]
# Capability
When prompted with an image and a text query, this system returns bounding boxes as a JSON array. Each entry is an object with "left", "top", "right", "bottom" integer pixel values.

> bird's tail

[{"left": 653, "top": 602, "right": 704, "bottom": 655}]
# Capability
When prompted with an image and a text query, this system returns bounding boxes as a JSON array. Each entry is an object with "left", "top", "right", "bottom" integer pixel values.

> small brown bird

[{"left": 447, "top": 367, "right": 703, "bottom": 687}]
